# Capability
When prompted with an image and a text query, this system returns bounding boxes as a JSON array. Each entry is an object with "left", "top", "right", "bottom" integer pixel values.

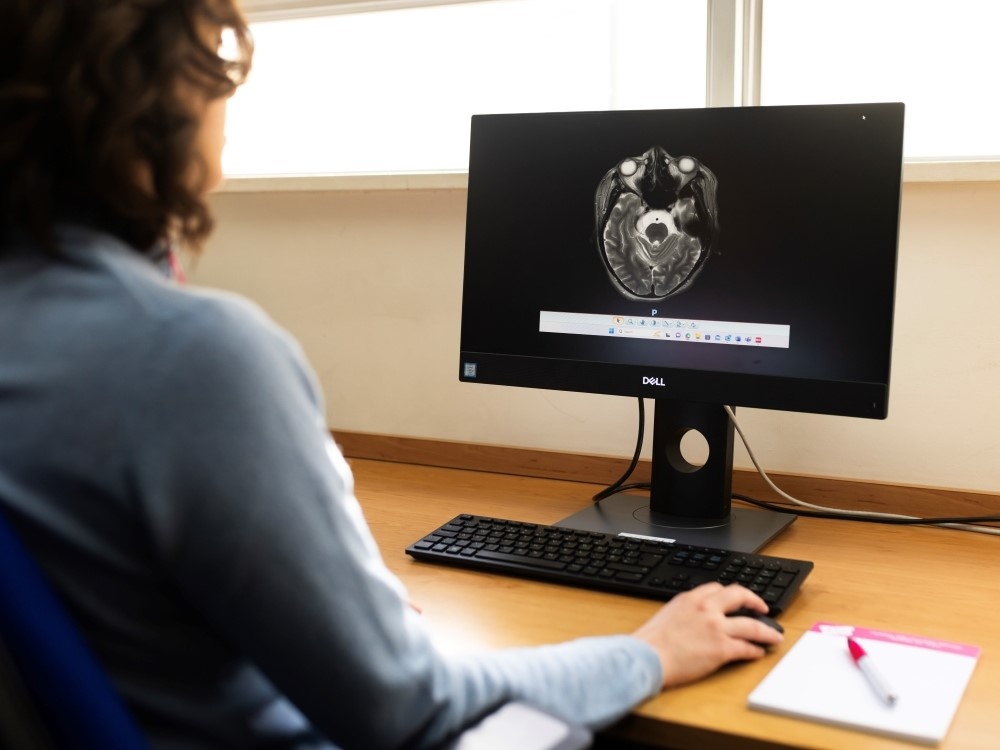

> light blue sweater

[{"left": 0, "top": 225, "right": 662, "bottom": 749}]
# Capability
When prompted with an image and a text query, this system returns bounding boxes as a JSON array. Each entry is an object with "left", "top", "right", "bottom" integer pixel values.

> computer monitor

[{"left": 459, "top": 103, "right": 904, "bottom": 553}]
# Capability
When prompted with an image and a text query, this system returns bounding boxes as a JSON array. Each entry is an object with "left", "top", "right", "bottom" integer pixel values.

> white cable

[{"left": 724, "top": 406, "right": 1000, "bottom": 537}]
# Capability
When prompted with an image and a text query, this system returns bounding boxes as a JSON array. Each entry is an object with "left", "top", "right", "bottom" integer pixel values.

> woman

[{"left": 0, "top": 1, "right": 782, "bottom": 748}]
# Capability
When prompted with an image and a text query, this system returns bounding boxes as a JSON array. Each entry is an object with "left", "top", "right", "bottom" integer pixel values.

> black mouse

[{"left": 727, "top": 607, "right": 784, "bottom": 646}]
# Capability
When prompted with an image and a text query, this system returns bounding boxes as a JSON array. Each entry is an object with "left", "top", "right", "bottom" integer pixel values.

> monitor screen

[{"left": 459, "top": 103, "right": 903, "bottom": 551}]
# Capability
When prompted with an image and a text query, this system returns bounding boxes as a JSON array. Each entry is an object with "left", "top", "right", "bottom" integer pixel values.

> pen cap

[{"left": 847, "top": 637, "right": 866, "bottom": 661}]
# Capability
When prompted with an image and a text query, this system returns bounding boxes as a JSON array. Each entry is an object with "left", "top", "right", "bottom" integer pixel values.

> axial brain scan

[{"left": 595, "top": 146, "right": 719, "bottom": 301}]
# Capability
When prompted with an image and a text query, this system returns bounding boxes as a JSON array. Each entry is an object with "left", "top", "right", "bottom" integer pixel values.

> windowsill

[
  {"left": 903, "top": 159, "right": 1000, "bottom": 183},
  {"left": 217, "top": 171, "right": 468, "bottom": 193},
  {"left": 216, "top": 160, "right": 1000, "bottom": 193}
]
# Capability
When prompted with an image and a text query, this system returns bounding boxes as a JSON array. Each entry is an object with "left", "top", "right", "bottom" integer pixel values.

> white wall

[{"left": 198, "top": 180, "right": 1000, "bottom": 495}]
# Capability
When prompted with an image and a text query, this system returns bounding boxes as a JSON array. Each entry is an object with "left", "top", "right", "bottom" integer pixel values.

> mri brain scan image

[{"left": 595, "top": 146, "right": 719, "bottom": 301}]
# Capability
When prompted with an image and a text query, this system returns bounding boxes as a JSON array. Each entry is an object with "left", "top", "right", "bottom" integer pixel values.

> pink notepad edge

[{"left": 811, "top": 622, "right": 981, "bottom": 659}]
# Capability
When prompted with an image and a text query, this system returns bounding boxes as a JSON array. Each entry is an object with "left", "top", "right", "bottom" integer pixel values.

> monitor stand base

[{"left": 555, "top": 491, "right": 795, "bottom": 554}]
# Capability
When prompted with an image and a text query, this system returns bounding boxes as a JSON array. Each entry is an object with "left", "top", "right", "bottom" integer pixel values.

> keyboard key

[{"left": 477, "top": 549, "right": 567, "bottom": 570}]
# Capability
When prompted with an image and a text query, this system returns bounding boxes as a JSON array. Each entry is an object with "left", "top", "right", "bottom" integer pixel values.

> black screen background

[{"left": 460, "top": 104, "right": 903, "bottom": 396}]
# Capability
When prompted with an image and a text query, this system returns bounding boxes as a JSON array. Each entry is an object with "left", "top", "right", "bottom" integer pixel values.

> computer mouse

[{"left": 727, "top": 607, "right": 784, "bottom": 646}]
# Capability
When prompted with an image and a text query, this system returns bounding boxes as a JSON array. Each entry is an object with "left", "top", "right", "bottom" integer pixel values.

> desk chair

[
  {"left": 0, "top": 507, "right": 589, "bottom": 750},
  {"left": 0, "top": 506, "right": 149, "bottom": 749}
]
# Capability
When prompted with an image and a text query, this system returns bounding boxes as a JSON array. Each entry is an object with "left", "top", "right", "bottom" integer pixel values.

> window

[
  {"left": 223, "top": 0, "right": 1000, "bottom": 178},
  {"left": 223, "top": 0, "right": 707, "bottom": 176},
  {"left": 760, "top": 0, "right": 1000, "bottom": 160}
]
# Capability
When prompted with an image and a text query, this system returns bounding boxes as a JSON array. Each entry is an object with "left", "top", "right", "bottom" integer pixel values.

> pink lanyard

[{"left": 167, "top": 246, "right": 187, "bottom": 285}]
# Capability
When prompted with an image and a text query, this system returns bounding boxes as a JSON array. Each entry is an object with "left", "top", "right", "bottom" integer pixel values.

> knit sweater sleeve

[{"left": 132, "top": 292, "right": 662, "bottom": 749}]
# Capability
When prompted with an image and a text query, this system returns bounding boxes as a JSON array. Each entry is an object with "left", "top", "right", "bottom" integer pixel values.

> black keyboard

[{"left": 406, "top": 514, "right": 813, "bottom": 615}]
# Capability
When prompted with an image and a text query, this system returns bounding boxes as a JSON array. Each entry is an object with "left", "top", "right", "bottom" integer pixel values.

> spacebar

[{"left": 474, "top": 550, "right": 567, "bottom": 571}]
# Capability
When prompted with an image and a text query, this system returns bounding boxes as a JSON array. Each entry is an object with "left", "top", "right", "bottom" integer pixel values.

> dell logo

[{"left": 643, "top": 376, "right": 666, "bottom": 386}]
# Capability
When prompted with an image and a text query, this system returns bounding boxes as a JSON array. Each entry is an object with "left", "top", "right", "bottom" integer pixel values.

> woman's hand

[{"left": 632, "top": 582, "right": 783, "bottom": 689}]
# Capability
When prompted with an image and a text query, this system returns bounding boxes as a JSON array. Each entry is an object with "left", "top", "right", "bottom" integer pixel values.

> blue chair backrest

[{"left": 0, "top": 507, "right": 148, "bottom": 750}]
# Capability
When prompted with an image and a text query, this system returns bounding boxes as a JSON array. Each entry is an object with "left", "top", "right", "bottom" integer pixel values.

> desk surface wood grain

[{"left": 350, "top": 458, "right": 998, "bottom": 750}]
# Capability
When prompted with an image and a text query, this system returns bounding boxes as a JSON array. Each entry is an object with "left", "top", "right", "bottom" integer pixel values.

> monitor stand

[{"left": 554, "top": 399, "right": 795, "bottom": 553}]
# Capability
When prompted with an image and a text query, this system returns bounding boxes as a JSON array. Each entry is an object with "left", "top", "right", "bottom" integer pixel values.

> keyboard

[{"left": 406, "top": 514, "right": 813, "bottom": 615}]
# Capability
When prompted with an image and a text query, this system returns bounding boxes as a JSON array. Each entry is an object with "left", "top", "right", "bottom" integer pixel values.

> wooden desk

[{"left": 351, "top": 457, "right": 998, "bottom": 750}]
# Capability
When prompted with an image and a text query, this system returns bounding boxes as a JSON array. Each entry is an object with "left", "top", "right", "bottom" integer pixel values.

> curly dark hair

[{"left": 0, "top": 0, "right": 253, "bottom": 255}]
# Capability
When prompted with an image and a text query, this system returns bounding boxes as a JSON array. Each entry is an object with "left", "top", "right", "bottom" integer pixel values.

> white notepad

[{"left": 748, "top": 622, "right": 980, "bottom": 745}]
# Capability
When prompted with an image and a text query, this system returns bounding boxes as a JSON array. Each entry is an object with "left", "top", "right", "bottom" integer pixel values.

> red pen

[{"left": 847, "top": 637, "right": 898, "bottom": 706}]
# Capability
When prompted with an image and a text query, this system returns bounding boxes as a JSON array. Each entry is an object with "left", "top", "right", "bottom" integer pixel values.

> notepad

[{"left": 748, "top": 622, "right": 980, "bottom": 745}]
